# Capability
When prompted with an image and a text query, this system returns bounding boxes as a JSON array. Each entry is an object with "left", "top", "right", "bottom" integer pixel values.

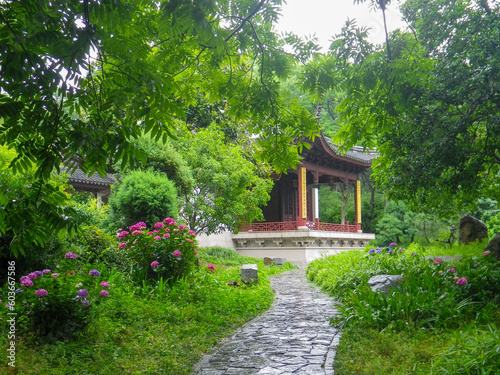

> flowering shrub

[
  {"left": 118, "top": 218, "right": 199, "bottom": 284},
  {"left": 6, "top": 254, "right": 110, "bottom": 340}
]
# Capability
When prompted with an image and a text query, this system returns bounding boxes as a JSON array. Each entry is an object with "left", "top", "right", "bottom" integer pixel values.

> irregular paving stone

[{"left": 192, "top": 268, "right": 341, "bottom": 374}]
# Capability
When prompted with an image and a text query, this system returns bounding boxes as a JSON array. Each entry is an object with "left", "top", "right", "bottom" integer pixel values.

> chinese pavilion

[{"left": 231, "top": 133, "right": 377, "bottom": 264}]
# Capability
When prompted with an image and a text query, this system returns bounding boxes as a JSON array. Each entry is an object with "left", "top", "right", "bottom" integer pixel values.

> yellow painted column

[{"left": 355, "top": 180, "right": 362, "bottom": 229}]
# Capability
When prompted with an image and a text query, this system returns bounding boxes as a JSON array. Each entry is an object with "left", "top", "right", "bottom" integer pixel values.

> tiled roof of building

[
  {"left": 322, "top": 135, "right": 378, "bottom": 164},
  {"left": 63, "top": 167, "right": 115, "bottom": 187}
]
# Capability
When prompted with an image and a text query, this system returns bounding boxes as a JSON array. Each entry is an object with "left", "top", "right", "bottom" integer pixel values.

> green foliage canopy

[
  {"left": 304, "top": 0, "right": 500, "bottom": 213},
  {"left": 0, "top": 0, "right": 319, "bottom": 180},
  {"left": 175, "top": 125, "right": 273, "bottom": 234}
]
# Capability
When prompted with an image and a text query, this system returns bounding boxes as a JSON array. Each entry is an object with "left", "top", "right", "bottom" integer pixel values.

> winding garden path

[{"left": 193, "top": 267, "right": 341, "bottom": 374}]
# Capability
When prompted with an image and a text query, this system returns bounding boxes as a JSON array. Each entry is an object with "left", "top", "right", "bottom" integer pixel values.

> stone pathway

[{"left": 193, "top": 268, "right": 342, "bottom": 374}]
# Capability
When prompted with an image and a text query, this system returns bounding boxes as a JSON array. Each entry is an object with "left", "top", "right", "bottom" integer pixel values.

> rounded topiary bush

[{"left": 108, "top": 169, "right": 178, "bottom": 229}]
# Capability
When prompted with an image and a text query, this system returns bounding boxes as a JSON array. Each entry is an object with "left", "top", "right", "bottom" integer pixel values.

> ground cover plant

[
  {"left": 307, "top": 241, "right": 500, "bottom": 374},
  {"left": 1, "top": 234, "right": 295, "bottom": 374}
]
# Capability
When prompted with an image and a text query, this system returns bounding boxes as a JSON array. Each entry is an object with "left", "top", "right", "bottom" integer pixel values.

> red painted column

[{"left": 296, "top": 165, "right": 308, "bottom": 228}]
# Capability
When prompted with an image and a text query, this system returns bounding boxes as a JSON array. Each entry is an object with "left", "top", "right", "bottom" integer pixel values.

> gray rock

[
  {"left": 241, "top": 264, "right": 258, "bottom": 283},
  {"left": 484, "top": 234, "right": 500, "bottom": 260},
  {"left": 424, "top": 256, "right": 462, "bottom": 262},
  {"left": 273, "top": 257, "right": 286, "bottom": 266},
  {"left": 368, "top": 275, "right": 404, "bottom": 294},
  {"left": 459, "top": 215, "right": 488, "bottom": 244},
  {"left": 263, "top": 257, "right": 274, "bottom": 266}
]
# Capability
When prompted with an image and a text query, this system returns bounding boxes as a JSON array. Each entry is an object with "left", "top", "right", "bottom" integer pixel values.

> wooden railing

[{"left": 242, "top": 221, "right": 361, "bottom": 232}]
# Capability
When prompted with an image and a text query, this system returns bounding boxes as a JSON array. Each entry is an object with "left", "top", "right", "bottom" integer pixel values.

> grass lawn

[
  {"left": 307, "top": 240, "right": 500, "bottom": 374},
  {"left": 1, "top": 247, "right": 296, "bottom": 374}
]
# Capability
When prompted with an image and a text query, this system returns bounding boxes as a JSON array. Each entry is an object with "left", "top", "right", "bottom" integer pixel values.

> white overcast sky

[{"left": 274, "top": 0, "right": 407, "bottom": 51}]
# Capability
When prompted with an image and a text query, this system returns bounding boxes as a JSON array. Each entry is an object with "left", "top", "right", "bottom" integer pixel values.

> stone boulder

[
  {"left": 368, "top": 275, "right": 404, "bottom": 294},
  {"left": 484, "top": 234, "right": 500, "bottom": 260},
  {"left": 263, "top": 257, "right": 274, "bottom": 266},
  {"left": 273, "top": 257, "right": 286, "bottom": 266},
  {"left": 459, "top": 215, "right": 488, "bottom": 244}
]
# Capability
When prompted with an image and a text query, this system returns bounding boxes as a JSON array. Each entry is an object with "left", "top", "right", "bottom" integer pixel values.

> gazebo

[{"left": 232, "top": 133, "right": 377, "bottom": 264}]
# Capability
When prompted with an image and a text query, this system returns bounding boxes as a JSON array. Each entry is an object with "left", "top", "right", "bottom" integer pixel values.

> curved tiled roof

[
  {"left": 321, "top": 135, "right": 378, "bottom": 164},
  {"left": 62, "top": 167, "right": 115, "bottom": 187}
]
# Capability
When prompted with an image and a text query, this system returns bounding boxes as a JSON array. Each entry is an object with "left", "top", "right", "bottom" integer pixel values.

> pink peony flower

[
  {"left": 207, "top": 264, "right": 215, "bottom": 272},
  {"left": 433, "top": 259, "right": 442, "bottom": 264},
  {"left": 194, "top": 249, "right": 197, "bottom": 254},
  {"left": 456, "top": 278, "right": 468, "bottom": 285},
  {"left": 119, "top": 242, "right": 127, "bottom": 249},
  {"left": 448, "top": 268, "right": 456, "bottom": 273},
  {"left": 21, "top": 279, "right": 34, "bottom": 287},
  {"left": 163, "top": 217, "right": 176, "bottom": 225},
  {"left": 154, "top": 236, "right": 161, "bottom": 240},
  {"left": 51, "top": 273, "right": 59, "bottom": 278},
  {"left": 152, "top": 230, "right": 159, "bottom": 233},
  {"left": 147, "top": 231, "right": 155, "bottom": 235},
  {"left": 151, "top": 261, "right": 160, "bottom": 268},
  {"left": 482, "top": 251, "right": 490, "bottom": 256},
  {"left": 35, "top": 289, "right": 48, "bottom": 297},
  {"left": 100, "top": 290, "right": 109, "bottom": 296},
  {"left": 118, "top": 231, "right": 129, "bottom": 239},
  {"left": 154, "top": 222, "right": 165, "bottom": 229},
  {"left": 172, "top": 250, "right": 181, "bottom": 257},
  {"left": 100, "top": 281, "right": 110, "bottom": 288},
  {"left": 65, "top": 252, "right": 77, "bottom": 259},
  {"left": 163, "top": 233, "right": 170, "bottom": 238},
  {"left": 178, "top": 225, "right": 188, "bottom": 230},
  {"left": 131, "top": 230, "right": 144, "bottom": 235},
  {"left": 188, "top": 230, "right": 196, "bottom": 236}
]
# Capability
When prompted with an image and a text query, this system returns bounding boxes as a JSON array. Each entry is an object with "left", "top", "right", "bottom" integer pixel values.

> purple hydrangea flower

[
  {"left": 100, "top": 281, "right": 110, "bottom": 288},
  {"left": 375, "top": 248, "right": 382, "bottom": 254},
  {"left": 51, "top": 273, "right": 59, "bottom": 278},
  {"left": 35, "top": 271, "right": 43, "bottom": 277},
  {"left": 21, "top": 279, "right": 34, "bottom": 287},
  {"left": 389, "top": 242, "right": 397, "bottom": 247},
  {"left": 117, "top": 230, "right": 129, "bottom": 239},
  {"left": 77, "top": 289, "right": 88, "bottom": 298},
  {"left": 35, "top": 289, "right": 48, "bottom": 297},
  {"left": 368, "top": 249, "right": 375, "bottom": 254},
  {"left": 88, "top": 269, "right": 100, "bottom": 277},
  {"left": 42, "top": 269, "right": 51, "bottom": 274},
  {"left": 65, "top": 252, "right": 77, "bottom": 259},
  {"left": 81, "top": 300, "right": 90, "bottom": 307},
  {"left": 163, "top": 217, "right": 176, "bottom": 225},
  {"left": 15, "top": 289, "right": 24, "bottom": 294},
  {"left": 100, "top": 290, "right": 109, "bottom": 296}
]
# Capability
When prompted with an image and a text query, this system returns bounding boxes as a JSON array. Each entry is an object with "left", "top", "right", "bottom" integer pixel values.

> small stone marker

[
  {"left": 263, "top": 257, "right": 274, "bottom": 266},
  {"left": 273, "top": 257, "right": 286, "bottom": 266},
  {"left": 241, "top": 264, "right": 258, "bottom": 283}
]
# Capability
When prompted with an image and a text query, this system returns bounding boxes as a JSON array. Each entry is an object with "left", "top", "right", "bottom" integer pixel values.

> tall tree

[
  {"left": 305, "top": 0, "right": 500, "bottom": 214},
  {"left": 0, "top": 0, "right": 319, "bottom": 252},
  {"left": 174, "top": 125, "right": 273, "bottom": 234}
]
